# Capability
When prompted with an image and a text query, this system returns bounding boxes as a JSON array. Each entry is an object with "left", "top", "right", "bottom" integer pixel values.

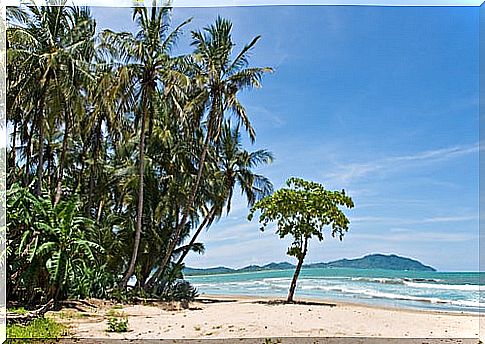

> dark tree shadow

[{"left": 254, "top": 299, "right": 336, "bottom": 307}]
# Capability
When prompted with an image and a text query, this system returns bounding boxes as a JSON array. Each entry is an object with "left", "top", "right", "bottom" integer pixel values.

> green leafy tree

[{"left": 248, "top": 177, "right": 354, "bottom": 303}]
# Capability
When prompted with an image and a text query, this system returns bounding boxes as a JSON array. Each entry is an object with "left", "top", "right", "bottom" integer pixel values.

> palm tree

[
  {"left": 6, "top": 5, "right": 276, "bottom": 302},
  {"left": 101, "top": 5, "right": 192, "bottom": 288},
  {"left": 175, "top": 122, "right": 273, "bottom": 266},
  {"left": 158, "top": 17, "right": 273, "bottom": 276},
  {"left": 7, "top": 3, "right": 96, "bottom": 197}
]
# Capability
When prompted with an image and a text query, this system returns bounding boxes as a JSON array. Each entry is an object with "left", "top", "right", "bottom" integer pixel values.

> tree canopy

[
  {"left": 248, "top": 177, "right": 354, "bottom": 302},
  {"left": 6, "top": 4, "right": 273, "bottom": 304}
]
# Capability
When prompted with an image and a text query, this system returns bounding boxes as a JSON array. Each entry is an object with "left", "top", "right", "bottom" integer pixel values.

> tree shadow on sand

[
  {"left": 254, "top": 300, "right": 336, "bottom": 307},
  {"left": 195, "top": 298, "right": 238, "bottom": 304}
]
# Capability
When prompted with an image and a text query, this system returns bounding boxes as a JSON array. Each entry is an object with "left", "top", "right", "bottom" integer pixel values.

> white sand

[{"left": 57, "top": 295, "right": 482, "bottom": 340}]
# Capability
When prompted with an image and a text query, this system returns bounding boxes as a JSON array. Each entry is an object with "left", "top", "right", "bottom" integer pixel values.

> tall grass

[{"left": 7, "top": 318, "right": 67, "bottom": 338}]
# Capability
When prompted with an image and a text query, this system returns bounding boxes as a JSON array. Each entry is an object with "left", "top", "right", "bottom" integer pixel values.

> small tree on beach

[{"left": 248, "top": 177, "right": 354, "bottom": 303}]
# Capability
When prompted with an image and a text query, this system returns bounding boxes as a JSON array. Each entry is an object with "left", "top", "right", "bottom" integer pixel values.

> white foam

[
  {"left": 190, "top": 274, "right": 484, "bottom": 310},
  {"left": 351, "top": 277, "right": 404, "bottom": 284},
  {"left": 403, "top": 281, "right": 481, "bottom": 291}
]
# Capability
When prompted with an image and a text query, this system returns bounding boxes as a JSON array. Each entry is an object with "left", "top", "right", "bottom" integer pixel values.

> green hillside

[{"left": 184, "top": 254, "right": 436, "bottom": 275}]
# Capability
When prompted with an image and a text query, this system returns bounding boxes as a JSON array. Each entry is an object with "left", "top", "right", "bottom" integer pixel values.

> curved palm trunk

[
  {"left": 120, "top": 97, "right": 148, "bottom": 289},
  {"left": 175, "top": 206, "right": 216, "bottom": 266},
  {"left": 145, "top": 205, "right": 216, "bottom": 290},
  {"left": 143, "top": 207, "right": 180, "bottom": 289},
  {"left": 156, "top": 123, "right": 213, "bottom": 280},
  {"left": 287, "top": 237, "right": 308, "bottom": 303}
]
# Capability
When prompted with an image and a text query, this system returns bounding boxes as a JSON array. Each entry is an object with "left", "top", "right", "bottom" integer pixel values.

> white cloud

[{"left": 325, "top": 142, "right": 479, "bottom": 184}]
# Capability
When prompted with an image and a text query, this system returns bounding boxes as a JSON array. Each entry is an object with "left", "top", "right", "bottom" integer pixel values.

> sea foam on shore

[{"left": 186, "top": 268, "right": 484, "bottom": 313}]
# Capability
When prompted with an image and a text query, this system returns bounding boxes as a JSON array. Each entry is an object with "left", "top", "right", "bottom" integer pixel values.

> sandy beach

[{"left": 51, "top": 295, "right": 482, "bottom": 340}]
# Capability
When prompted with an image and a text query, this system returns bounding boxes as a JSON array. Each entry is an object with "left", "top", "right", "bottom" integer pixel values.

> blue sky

[{"left": 92, "top": 5, "right": 480, "bottom": 271}]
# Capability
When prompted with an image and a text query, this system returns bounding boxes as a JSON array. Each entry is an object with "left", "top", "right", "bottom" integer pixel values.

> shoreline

[
  {"left": 57, "top": 294, "right": 482, "bottom": 340},
  {"left": 196, "top": 293, "right": 484, "bottom": 317}
]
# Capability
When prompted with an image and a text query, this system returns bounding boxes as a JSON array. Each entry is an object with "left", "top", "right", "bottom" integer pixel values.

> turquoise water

[{"left": 186, "top": 268, "right": 484, "bottom": 313}]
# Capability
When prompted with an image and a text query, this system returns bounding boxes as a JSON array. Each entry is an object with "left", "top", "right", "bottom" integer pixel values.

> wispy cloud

[
  {"left": 325, "top": 142, "right": 479, "bottom": 184},
  {"left": 246, "top": 104, "right": 286, "bottom": 128},
  {"left": 351, "top": 214, "right": 477, "bottom": 225},
  {"left": 349, "top": 230, "right": 475, "bottom": 243},
  {"left": 420, "top": 215, "right": 478, "bottom": 223}
]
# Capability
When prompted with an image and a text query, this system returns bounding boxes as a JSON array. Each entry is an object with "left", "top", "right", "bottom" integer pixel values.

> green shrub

[
  {"left": 70, "top": 263, "right": 117, "bottom": 299},
  {"left": 152, "top": 280, "right": 198, "bottom": 302},
  {"left": 109, "top": 287, "right": 138, "bottom": 303},
  {"left": 106, "top": 316, "right": 128, "bottom": 332}
]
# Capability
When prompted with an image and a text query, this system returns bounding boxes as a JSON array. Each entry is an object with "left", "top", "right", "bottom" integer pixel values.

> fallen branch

[{"left": 7, "top": 299, "right": 55, "bottom": 324}]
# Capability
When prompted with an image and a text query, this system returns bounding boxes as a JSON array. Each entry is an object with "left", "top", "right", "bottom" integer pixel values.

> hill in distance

[{"left": 183, "top": 254, "right": 436, "bottom": 276}]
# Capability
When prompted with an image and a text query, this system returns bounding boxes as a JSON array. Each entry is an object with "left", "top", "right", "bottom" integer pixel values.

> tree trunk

[
  {"left": 156, "top": 122, "right": 214, "bottom": 278},
  {"left": 54, "top": 113, "right": 70, "bottom": 206},
  {"left": 96, "top": 198, "right": 105, "bottom": 222},
  {"left": 7, "top": 299, "right": 54, "bottom": 324},
  {"left": 144, "top": 208, "right": 183, "bottom": 290},
  {"left": 87, "top": 119, "right": 101, "bottom": 211},
  {"left": 145, "top": 205, "right": 216, "bottom": 290},
  {"left": 121, "top": 98, "right": 148, "bottom": 288},
  {"left": 175, "top": 206, "right": 216, "bottom": 266},
  {"left": 287, "top": 237, "right": 308, "bottom": 303}
]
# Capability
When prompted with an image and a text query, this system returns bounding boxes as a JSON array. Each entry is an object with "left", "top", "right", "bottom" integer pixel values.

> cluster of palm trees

[{"left": 6, "top": 2, "right": 273, "bottom": 303}]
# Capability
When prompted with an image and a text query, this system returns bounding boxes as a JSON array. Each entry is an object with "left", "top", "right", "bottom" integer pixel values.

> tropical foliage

[
  {"left": 7, "top": 3, "right": 273, "bottom": 304},
  {"left": 248, "top": 178, "right": 354, "bottom": 302}
]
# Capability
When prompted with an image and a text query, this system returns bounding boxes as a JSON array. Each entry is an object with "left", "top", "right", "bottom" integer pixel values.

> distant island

[{"left": 184, "top": 254, "right": 436, "bottom": 275}]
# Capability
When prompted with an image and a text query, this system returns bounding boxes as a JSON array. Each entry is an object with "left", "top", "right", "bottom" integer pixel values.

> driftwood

[{"left": 7, "top": 299, "right": 55, "bottom": 324}]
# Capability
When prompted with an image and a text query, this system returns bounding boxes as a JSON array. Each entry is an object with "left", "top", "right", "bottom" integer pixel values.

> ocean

[{"left": 186, "top": 268, "right": 484, "bottom": 313}]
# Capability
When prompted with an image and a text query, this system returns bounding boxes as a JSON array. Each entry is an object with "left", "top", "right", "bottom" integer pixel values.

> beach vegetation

[
  {"left": 263, "top": 339, "right": 282, "bottom": 344},
  {"left": 8, "top": 307, "right": 29, "bottom": 315},
  {"left": 248, "top": 178, "right": 354, "bottom": 302},
  {"left": 106, "top": 308, "right": 126, "bottom": 318},
  {"left": 107, "top": 316, "right": 129, "bottom": 332},
  {"left": 7, "top": 317, "right": 68, "bottom": 338},
  {"left": 6, "top": 1, "right": 273, "bottom": 308}
]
